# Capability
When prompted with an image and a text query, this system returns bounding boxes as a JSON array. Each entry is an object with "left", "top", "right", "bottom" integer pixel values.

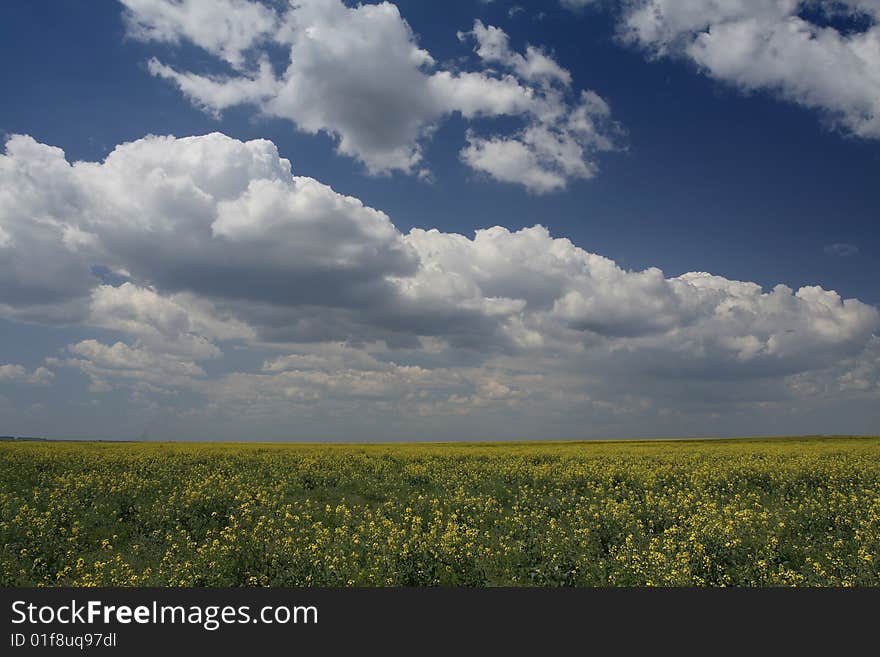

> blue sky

[{"left": 0, "top": 0, "right": 878, "bottom": 440}]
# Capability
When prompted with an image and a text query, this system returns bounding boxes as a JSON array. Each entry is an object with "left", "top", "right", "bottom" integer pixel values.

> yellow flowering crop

[{"left": 1, "top": 436, "right": 878, "bottom": 586}]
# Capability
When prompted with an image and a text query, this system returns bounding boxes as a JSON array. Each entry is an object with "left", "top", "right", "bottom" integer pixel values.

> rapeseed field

[{"left": 1, "top": 436, "right": 878, "bottom": 586}]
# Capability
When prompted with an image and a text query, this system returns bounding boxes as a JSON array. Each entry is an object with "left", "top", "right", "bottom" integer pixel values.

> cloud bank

[{"left": 1, "top": 132, "right": 878, "bottom": 437}]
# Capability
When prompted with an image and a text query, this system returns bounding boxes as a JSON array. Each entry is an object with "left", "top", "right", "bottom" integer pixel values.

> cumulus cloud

[
  {"left": 0, "top": 364, "right": 27, "bottom": 381},
  {"left": 206, "top": 359, "right": 530, "bottom": 419},
  {"left": 460, "top": 89, "right": 620, "bottom": 193},
  {"left": 28, "top": 367, "right": 55, "bottom": 386},
  {"left": 0, "top": 137, "right": 102, "bottom": 319},
  {"left": 0, "top": 132, "right": 415, "bottom": 323},
  {"left": 464, "top": 20, "right": 572, "bottom": 85},
  {"left": 88, "top": 283, "right": 254, "bottom": 359},
  {"left": 1, "top": 132, "right": 878, "bottom": 432},
  {"left": 48, "top": 339, "right": 206, "bottom": 394},
  {"left": 452, "top": 20, "right": 623, "bottom": 193},
  {"left": 121, "top": 0, "right": 621, "bottom": 190},
  {"left": 590, "top": 0, "right": 880, "bottom": 140},
  {"left": 402, "top": 225, "right": 879, "bottom": 375},
  {"left": 0, "top": 364, "right": 54, "bottom": 386},
  {"left": 122, "top": 0, "right": 279, "bottom": 68}
]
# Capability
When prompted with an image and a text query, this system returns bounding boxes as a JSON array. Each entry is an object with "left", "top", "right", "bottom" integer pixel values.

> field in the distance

[{"left": 2, "top": 436, "right": 879, "bottom": 586}]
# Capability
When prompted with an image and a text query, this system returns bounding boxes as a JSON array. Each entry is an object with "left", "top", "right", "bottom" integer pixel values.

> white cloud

[
  {"left": 147, "top": 56, "right": 281, "bottom": 116},
  {"left": 0, "top": 364, "right": 55, "bottom": 386},
  {"left": 48, "top": 339, "right": 205, "bottom": 394},
  {"left": 2, "top": 132, "right": 878, "bottom": 434},
  {"left": 459, "top": 91, "right": 618, "bottom": 194},
  {"left": 453, "top": 20, "right": 623, "bottom": 193},
  {"left": 27, "top": 367, "right": 55, "bottom": 386},
  {"left": 0, "top": 136, "right": 101, "bottom": 318},
  {"left": 0, "top": 364, "right": 27, "bottom": 381},
  {"left": 463, "top": 20, "right": 572, "bottom": 85},
  {"left": 461, "top": 131, "right": 570, "bottom": 193},
  {"left": 609, "top": 0, "right": 880, "bottom": 139},
  {"left": 400, "top": 225, "right": 879, "bottom": 373},
  {"left": 122, "top": 0, "right": 621, "bottom": 189},
  {"left": 89, "top": 283, "right": 254, "bottom": 359},
  {"left": 121, "top": 0, "right": 278, "bottom": 68},
  {"left": 67, "top": 340, "right": 203, "bottom": 377},
  {"left": 0, "top": 132, "right": 416, "bottom": 324},
  {"left": 206, "top": 343, "right": 534, "bottom": 419}
]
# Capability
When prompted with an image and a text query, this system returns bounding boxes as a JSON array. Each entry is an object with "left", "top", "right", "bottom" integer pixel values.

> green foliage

[{"left": 1, "top": 437, "right": 878, "bottom": 586}]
